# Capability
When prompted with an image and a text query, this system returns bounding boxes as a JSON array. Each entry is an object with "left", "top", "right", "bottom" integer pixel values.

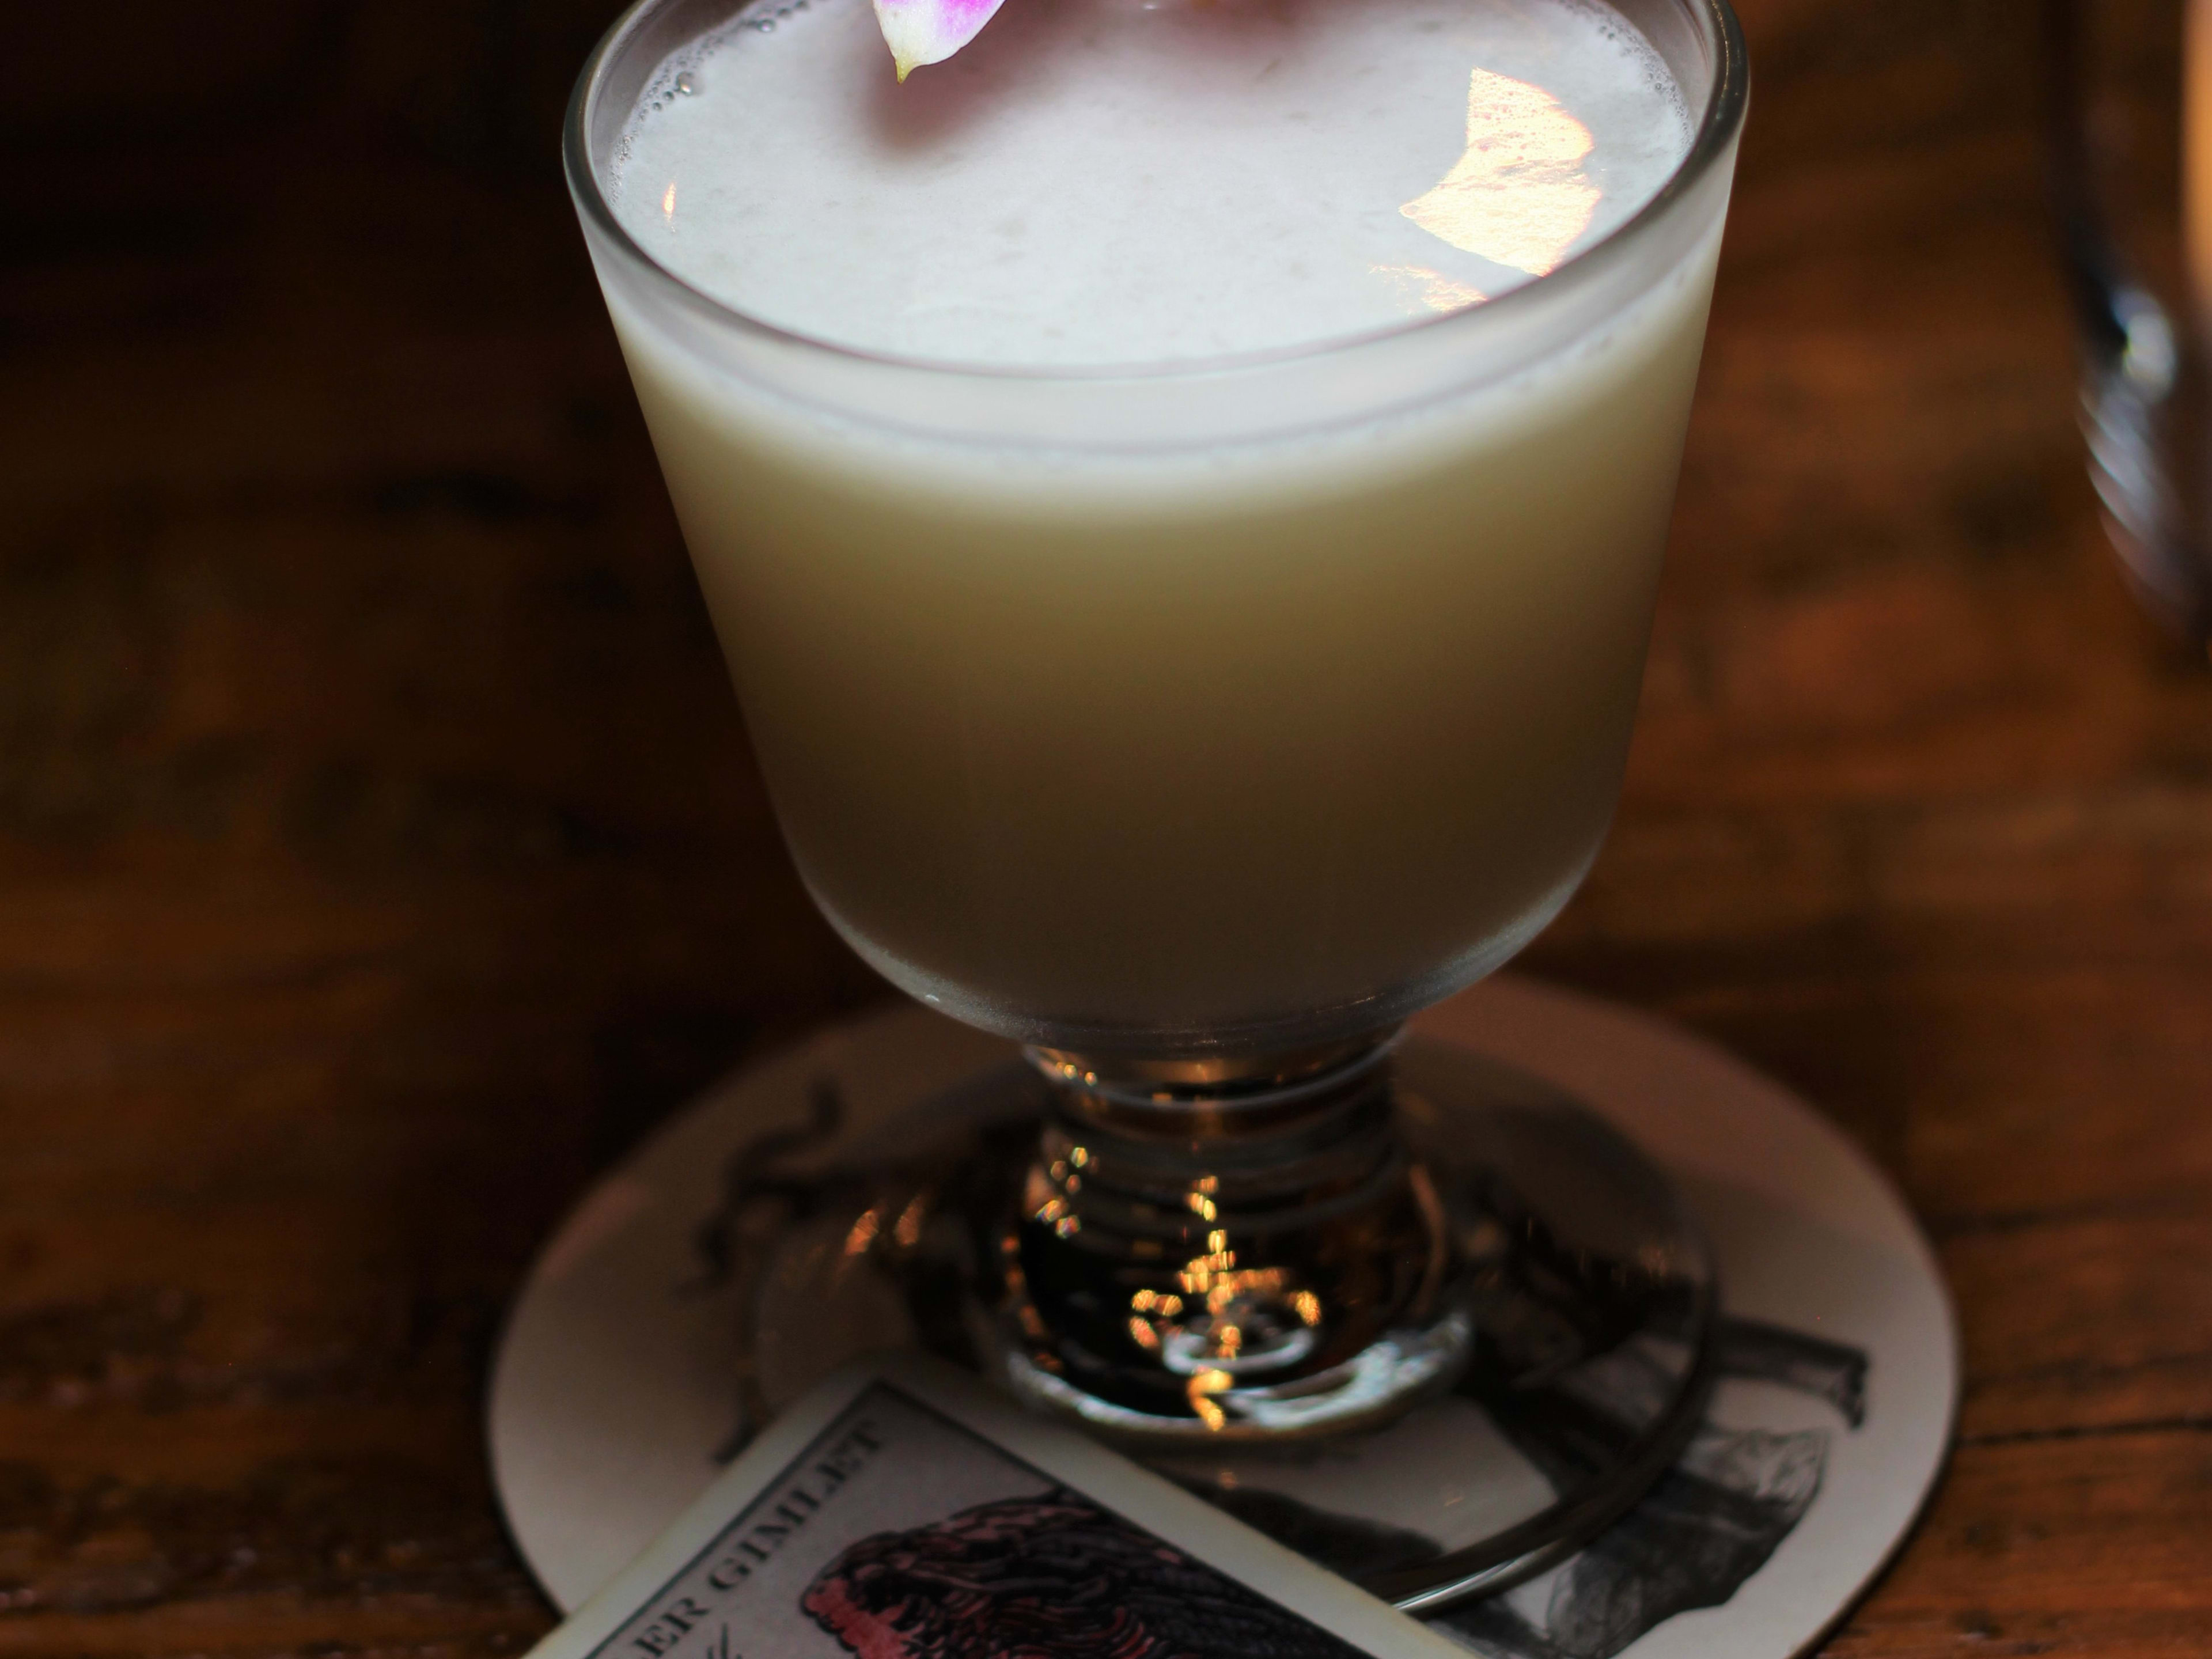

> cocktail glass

[
  {"left": 2050, "top": 0, "right": 2212, "bottom": 646},
  {"left": 563, "top": 0, "right": 1745, "bottom": 1600}
]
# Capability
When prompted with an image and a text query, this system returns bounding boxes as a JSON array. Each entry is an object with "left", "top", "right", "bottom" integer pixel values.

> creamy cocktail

[
  {"left": 577, "top": 0, "right": 1730, "bottom": 1059},
  {"left": 567, "top": 0, "right": 1743, "bottom": 1449}
]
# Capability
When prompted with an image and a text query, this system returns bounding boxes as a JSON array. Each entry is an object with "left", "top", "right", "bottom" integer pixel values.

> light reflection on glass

[
  {"left": 1370, "top": 262, "right": 1488, "bottom": 315},
  {"left": 1402, "top": 68, "right": 1599, "bottom": 276},
  {"left": 662, "top": 180, "right": 678, "bottom": 224},
  {"left": 842, "top": 1205, "right": 882, "bottom": 1256}
]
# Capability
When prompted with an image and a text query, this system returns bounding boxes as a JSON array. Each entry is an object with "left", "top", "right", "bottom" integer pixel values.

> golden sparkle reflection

[
  {"left": 893, "top": 1194, "right": 927, "bottom": 1250},
  {"left": 1187, "top": 1369, "right": 1234, "bottom": 1431},
  {"left": 842, "top": 1206, "right": 881, "bottom": 1258},
  {"left": 1402, "top": 69, "right": 1600, "bottom": 276},
  {"left": 661, "top": 180, "right": 677, "bottom": 224},
  {"left": 1370, "top": 263, "right": 1488, "bottom": 316}
]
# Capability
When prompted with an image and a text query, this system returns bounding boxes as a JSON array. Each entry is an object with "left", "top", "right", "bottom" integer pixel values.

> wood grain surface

[{"left": 2, "top": 0, "right": 2207, "bottom": 1654}]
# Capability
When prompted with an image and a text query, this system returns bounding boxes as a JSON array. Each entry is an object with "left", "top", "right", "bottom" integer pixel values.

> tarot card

[{"left": 525, "top": 1354, "right": 1467, "bottom": 1659}]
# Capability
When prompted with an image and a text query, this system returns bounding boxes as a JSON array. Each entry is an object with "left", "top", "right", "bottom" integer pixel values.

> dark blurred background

[{"left": 5, "top": 0, "right": 2211, "bottom": 1652}]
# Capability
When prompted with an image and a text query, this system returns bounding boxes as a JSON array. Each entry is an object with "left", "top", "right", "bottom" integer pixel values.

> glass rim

[{"left": 563, "top": 0, "right": 1749, "bottom": 386}]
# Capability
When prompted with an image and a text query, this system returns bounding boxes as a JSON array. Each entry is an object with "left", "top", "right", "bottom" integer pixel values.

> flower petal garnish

[{"left": 872, "top": 0, "right": 1009, "bottom": 80}]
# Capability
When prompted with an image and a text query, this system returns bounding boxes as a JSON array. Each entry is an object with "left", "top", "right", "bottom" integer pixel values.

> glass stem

[{"left": 1005, "top": 1031, "right": 1456, "bottom": 1426}]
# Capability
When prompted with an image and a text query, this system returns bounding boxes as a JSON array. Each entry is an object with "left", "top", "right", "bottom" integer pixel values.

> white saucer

[{"left": 489, "top": 976, "right": 1956, "bottom": 1659}]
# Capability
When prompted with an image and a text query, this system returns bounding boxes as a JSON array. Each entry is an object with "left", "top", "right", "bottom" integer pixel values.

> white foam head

[{"left": 609, "top": 0, "right": 1692, "bottom": 369}]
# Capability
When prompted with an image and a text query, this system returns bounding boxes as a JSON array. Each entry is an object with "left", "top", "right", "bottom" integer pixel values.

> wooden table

[{"left": 3, "top": 0, "right": 2207, "bottom": 1653}]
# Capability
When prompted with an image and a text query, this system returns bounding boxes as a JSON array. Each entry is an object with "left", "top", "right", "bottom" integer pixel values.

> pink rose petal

[{"left": 873, "top": 0, "right": 1007, "bottom": 79}]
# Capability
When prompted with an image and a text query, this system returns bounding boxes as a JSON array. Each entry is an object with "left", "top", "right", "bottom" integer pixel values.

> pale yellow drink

[{"left": 577, "top": 0, "right": 1734, "bottom": 1052}]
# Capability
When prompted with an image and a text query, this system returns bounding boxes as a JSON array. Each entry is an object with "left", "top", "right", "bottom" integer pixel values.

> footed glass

[{"left": 565, "top": 0, "right": 1745, "bottom": 1503}]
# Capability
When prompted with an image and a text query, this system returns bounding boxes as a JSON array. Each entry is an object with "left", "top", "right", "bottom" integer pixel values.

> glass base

[
  {"left": 704, "top": 1033, "right": 1718, "bottom": 1607},
  {"left": 1003, "top": 1039, "right": 1475, "bottom": 1441}
]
